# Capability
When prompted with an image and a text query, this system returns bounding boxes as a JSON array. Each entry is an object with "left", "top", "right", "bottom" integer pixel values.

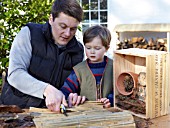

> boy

[{"left": 61, "top": 25, "right": 113, "bottom": 108}]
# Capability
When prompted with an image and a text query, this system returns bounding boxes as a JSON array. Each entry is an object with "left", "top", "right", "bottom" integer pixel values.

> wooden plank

[
  {"left": 166, "top": 54, "right": 170, "bottom": 114},
  {"left": 113, "top": 23, "right": 170, "bottom": 32},
  {"left": 161, "top": 54, "right": 166, "bottom": 115},
  {"left": 30, "top": 103, "right": 135, "bottom": 128},
  {"left": 146, "top": 55, "right": 154, "bottom": 118},
  {"left": 33, "top": 111, "right": 135, "bottom": 128},
  {"left": 114, "top": 48, "right": 167, "bottom": 57}
]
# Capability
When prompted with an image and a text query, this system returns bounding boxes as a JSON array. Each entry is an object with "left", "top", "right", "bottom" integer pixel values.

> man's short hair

[{"left": 51, "top": 0, "right": 83, "bottom": 22}]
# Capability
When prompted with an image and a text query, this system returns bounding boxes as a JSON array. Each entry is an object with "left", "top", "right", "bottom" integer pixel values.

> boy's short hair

[
  {"left": 83, "top": 25, "right": 111, "bottom": 49},
  {"left": 51, "top": 0, "right": 83, "bottom": 22}
]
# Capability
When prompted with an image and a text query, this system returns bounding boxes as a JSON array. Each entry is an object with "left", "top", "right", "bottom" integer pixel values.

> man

[{"left": 0, "top": 0, "right": 84, "bottom": 112}]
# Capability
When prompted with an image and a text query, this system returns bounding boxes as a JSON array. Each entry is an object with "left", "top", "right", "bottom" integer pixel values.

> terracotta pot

[{"left": 116, "top": 72, "right": 138, "bottom": 95}]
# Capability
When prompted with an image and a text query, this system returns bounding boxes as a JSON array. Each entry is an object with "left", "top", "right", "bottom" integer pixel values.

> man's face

[{"left": 49, "top": 12, "right": 80, "bottom": 46}]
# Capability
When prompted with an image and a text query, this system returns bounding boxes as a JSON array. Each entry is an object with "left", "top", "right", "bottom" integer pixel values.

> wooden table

[
  {"left": 133, "top": 114, "right": 170, "bottom": 128},
  {"left": 148, "top": 114, "right": 170, "bottom": 128},
  {"left": 0, "top": 103, "right": 169, "bottom": 128},
  {"left": 30, "top": 102, "right": 136, "bottom": 128},
  {"left": 29, "top": 103, "right": 170, "bottom": 128}
]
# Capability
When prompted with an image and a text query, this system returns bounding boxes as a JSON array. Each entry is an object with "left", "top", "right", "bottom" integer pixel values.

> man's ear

[{"left": 49, "top": 14, "right": 53, "bottom": 25}]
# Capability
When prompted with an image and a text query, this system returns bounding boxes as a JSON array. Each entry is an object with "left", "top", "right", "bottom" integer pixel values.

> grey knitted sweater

[{"left": 7, "top": 26, "right": 47, "bottom": 99}]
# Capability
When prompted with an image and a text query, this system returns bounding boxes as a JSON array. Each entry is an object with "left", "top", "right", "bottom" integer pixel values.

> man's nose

[{"left": 65, "top": 28, "right": 71, "bottom": 36}]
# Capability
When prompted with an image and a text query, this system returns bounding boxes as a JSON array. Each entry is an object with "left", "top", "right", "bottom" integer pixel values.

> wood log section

[
  {"left": 0, "top": 105, "right": 35, "bottom": 128},
  {"left": 117, "top": 37, "right": 167, "bottom": 51},
  {"left": 0, "top": 105, "right": 24, "bottom": 113},
  {"left": 138, "top": 72, "right": 146, "bottom": 86},
  {"left": 137, "top": 72, "right": 146, "bottom": 102}
]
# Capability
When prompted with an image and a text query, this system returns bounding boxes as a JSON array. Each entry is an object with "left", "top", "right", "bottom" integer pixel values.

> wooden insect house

[{"left": 113, "top": 48, "right": 170, "bottom": 119}]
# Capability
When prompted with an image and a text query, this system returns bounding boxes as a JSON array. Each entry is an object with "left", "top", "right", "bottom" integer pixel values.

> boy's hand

[
  {"left": 67, "top": 93, "right": 86, "bottom": 107},
  {"left": 98, "top": 98, "right": 111, "bottom": 108}
]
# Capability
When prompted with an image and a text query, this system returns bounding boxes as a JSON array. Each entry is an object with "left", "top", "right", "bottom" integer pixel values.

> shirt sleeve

[
  {"left": 107, "top": 93, "right": 114, "bottom": 107},
  {"left": 7, "top": 26, "right": 48, "bottom": 99},
  {"left": 60, "top": 70, "right": 80, "bottom": 99}
]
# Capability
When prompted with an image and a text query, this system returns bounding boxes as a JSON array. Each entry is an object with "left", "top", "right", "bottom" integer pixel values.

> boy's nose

[{"left": 91, "top": 48, "right": 95, "bottom": 54}]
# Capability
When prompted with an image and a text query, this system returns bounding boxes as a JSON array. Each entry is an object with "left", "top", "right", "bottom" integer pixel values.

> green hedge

[{"left": 0, "top": 0, "right": 54, "bottom": 85}]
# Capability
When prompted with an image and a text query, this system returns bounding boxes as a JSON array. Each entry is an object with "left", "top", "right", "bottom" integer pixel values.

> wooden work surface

[
  {"left": 0, "top": 103, "right": 169, "bottom": 128},
  {"left": 29, "top": 102, "right": 170, "bottom": 128},
  {"left": 134, "top": 114, "right": 170, "bottom": 128},
  {"left": 149, "top": 114, "right": 170, "bottom": 128},
  {"left": 29, "top": 102, "right": 136, "bottom": 128}
]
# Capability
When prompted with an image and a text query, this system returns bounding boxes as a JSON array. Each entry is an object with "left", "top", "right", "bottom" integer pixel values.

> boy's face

[
  {"left": 49, "top": 12, "right": 79, "bottom": 46},
  {"left": 85, "top": 36, "right": 108, "bottom": 63}
]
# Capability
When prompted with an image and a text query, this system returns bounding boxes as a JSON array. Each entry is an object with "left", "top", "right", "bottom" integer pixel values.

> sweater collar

[{"left": 87, "top": 56, "right": 108, "bottom": 66}]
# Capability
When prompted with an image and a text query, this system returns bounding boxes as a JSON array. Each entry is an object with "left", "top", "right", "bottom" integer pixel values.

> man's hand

[
  {"left": 67, "top": 93, "right": 86, "bottom": 107},
  {"left": 98, "top": 98, "right": 111, "bottom": 108},
  {"left": 44, "top": 84, "right": 67, "bottom": 112}
]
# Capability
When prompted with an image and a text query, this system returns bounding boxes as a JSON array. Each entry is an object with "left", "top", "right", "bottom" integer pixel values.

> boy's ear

[{"left": 106, "top": 45, "right": 110, "bottom": 51}]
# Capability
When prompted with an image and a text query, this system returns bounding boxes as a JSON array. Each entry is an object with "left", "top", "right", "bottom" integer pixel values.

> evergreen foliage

[{"left": 0, "top": 0, "right": 54, "bottom": 85}]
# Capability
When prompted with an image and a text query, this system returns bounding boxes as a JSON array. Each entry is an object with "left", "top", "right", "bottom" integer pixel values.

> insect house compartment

[
  {"left": 113, "top": 23, "right": 170, "bottom": 52},
  {"left": 113, "top": 48, "right": 170, "bottom": 119}
]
